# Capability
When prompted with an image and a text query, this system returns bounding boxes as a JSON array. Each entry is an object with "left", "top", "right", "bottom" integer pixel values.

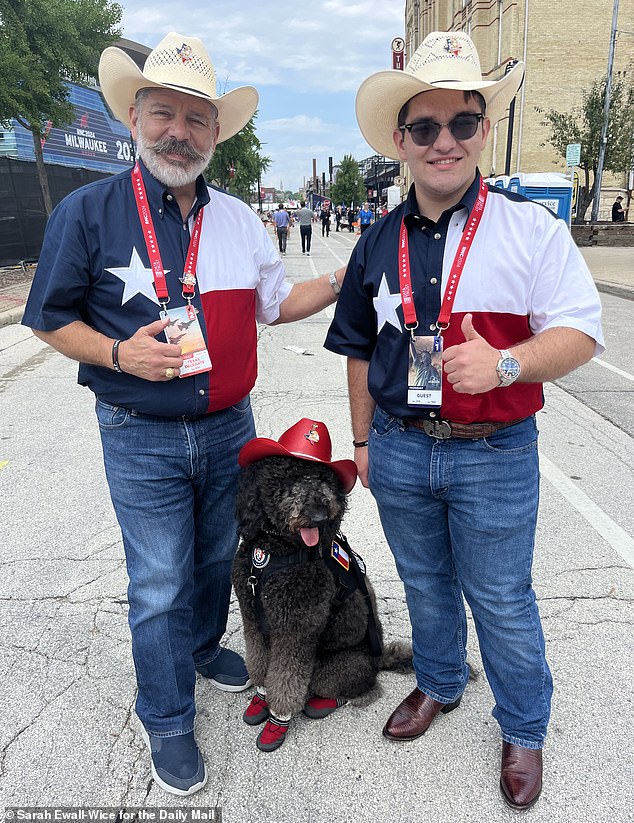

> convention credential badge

[
  {"left": 160, "top": 304, "right": 212, "bottom": 377},
  {"left": 408, "top": 334, "right": 443, "bottom": 407}
]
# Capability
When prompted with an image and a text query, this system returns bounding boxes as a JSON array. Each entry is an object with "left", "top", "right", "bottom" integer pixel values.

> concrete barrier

[{"left": 572, "top": 223, "right": 634, "bottom": 247}]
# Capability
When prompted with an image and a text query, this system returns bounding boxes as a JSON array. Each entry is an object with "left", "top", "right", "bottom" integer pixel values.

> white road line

[
  {"left": 591, "top": 357, "right": 634, "bottom": 383},
  {"left": 539, "top": 453, "right": 634, "bottom": 567}
]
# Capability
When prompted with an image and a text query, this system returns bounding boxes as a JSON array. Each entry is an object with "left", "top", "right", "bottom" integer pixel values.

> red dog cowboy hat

[{"left": 238, "top": 418, "right": 357, "bottom": 494}]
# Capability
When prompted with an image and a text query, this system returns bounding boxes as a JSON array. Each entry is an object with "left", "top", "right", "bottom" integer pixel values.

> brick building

[{"left": 403, "top": 0, "right": 633, "bottom": 219}]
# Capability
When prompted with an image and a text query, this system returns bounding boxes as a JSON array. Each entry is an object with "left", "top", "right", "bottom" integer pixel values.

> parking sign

[{"left": 566, "top": 143, "right": 581, "bottom": 167}]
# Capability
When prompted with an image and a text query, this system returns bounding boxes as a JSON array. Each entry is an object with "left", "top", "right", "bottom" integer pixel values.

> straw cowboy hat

[
  {"left": 356, "top": 30, "right": 524, "bottom": 160},
  {"left": 98, "top": 32, "right": 258, "bottom": 144},
  {"left": 239, "top": 418, "right": 358, "bottom": 494}
]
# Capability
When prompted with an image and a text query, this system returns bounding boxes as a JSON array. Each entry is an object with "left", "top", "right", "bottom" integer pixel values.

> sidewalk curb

[
  {"left": 0, "top": 307, "right": 25, "bottom": 329},
  {"left": 595, "top": 281, "right": 634, "bottom": 302}
]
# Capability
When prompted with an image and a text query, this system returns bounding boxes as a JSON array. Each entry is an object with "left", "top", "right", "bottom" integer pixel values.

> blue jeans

[
  {"left": 369, "top": 408, "right": 552, "bottom": 749},
  {"left": 95, "top": 396, "right": 255, "bottom": 736}
]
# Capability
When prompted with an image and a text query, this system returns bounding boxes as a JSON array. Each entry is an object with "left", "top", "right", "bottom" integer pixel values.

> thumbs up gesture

[{"left": 442, "top": 313, "right": 500, "bottom": 394}]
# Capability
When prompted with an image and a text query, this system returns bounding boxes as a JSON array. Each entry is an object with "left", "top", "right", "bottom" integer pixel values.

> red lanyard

[
  {"left": 131, "top": 162, "right": 204, "bottom": 307},
  {"left": 398, "top": 176, "right": 488, "bottom": 331}
]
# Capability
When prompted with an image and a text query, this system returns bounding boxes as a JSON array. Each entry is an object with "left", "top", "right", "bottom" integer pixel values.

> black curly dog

[{"left": 232, "top": 454, "right": 411, "bottom": 751}]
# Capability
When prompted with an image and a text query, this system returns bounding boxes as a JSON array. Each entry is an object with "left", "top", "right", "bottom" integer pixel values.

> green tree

[
  {"left": 0, "top": 0, "right": 123, "bottom": 215},
  {"left": 330, "top": 154, "right": 366, "bottom": 208},
  {"left": 205, "top": 114, "right": 270, "bottom": 204},
  {"left": 536, "top": 76, "right": 634, "bottom": 223}
]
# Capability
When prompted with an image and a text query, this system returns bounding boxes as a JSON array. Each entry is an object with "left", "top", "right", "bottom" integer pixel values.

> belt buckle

[{"left": 422, "top": 419, "right": 452, "bottom": 439}]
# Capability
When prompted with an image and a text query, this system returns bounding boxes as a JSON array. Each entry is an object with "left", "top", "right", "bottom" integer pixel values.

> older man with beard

[{"left": 22, "top": 32, "right": 345, "bottom": 797}]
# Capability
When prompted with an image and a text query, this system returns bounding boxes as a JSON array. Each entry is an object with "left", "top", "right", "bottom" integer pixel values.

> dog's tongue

[{"left": 300, "top": 527, "right": 320, "bottom": 547}]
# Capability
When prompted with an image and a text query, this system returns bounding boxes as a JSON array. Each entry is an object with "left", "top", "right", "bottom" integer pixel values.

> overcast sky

[{"left": 119, "top": 0, "right": 405, "bottom": 192}]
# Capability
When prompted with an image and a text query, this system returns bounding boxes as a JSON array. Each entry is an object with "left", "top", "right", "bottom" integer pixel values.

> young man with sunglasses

[{"left": 326, "top": 31, "right": 603, "bottom": 811}]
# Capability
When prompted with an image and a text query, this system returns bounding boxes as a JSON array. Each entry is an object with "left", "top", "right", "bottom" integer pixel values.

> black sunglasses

[{"left": 400, "top": 113, "right": 484, "bottom": 146}]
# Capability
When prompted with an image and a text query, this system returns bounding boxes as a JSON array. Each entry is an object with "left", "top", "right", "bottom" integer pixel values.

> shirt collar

[
  {"left": 403, "top": 169, "right": 482, "bottom": 230},
  {"left": 137, "top": 158, "right": 211, "bottom": 218}
]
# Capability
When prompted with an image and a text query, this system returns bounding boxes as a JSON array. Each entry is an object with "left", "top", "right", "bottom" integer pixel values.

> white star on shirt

[
  {"left": 106, "top": 247, "right": 168, "bottom": 306},
  {"left": 373, "top": 272, "right": 402, "bottom": 334}
]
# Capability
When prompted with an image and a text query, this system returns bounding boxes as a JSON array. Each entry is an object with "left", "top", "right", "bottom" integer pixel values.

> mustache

[{"left": 148, "top": 135, "right": 206, "bottom": 162}]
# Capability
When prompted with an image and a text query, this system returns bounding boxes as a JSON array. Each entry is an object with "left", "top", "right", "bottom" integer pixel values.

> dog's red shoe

[
  {"left": 243, "top": 693, "right": 270, "bottom": 726},
  {"left": 303, "top": 696, "right": 347, "bottom": 719},
  {"left": 256, "top": 717, "right": 289, "bottom": 752}
]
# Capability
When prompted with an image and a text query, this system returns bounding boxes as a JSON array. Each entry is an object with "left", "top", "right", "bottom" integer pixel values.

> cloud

[{"left": 120, "top": 0, "right": 405, "bottom": 189}]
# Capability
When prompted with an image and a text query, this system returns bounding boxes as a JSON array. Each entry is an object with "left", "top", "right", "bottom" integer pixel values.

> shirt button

[
  {"left": 198, "top": 389, "right": 205, "bottom": 396},
  {"left": 166, "top": 194, "right": 173, "bottom": 201},
  {"left": 434, "top": 232, "right": 441, "bottom": 240},
  {"left": 430, "top": 277, "right": 438, "bottom": 285},
  {"left": 429, "top": 323, "right": 436, "bottom": 331}
]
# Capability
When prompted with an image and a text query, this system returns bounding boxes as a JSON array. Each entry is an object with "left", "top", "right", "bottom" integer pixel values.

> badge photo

[
  {"left": 160, "top": 305, "right": 212, "bottom": 377},
  {"left": 408, "top": 334, "right": 443, "bottom": 407}
]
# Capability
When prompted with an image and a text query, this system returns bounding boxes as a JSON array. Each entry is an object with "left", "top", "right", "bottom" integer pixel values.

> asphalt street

[{"left": 0, "top": 223, "right": 633, "bottom": 823}]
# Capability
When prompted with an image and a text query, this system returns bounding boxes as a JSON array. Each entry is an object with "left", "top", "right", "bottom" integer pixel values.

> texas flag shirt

[
  {"left": 325, "top": 174, "right": 604, "bottom": 423},
  {"left": 23, "top": 160, "right": 291, "bottom": 416}
]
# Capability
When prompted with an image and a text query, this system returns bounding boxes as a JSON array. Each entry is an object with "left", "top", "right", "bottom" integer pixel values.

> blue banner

[{"left": 9, "top": 82, "right": 134, "bottom": 175}]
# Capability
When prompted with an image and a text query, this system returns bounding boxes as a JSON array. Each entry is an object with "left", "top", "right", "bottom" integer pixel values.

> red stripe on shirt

[
  {"left": 440, "top": 311, "right": 543, "bottom": 423},
  {"left": 200, "top": 289, "right": 258, "bottom": 412}
]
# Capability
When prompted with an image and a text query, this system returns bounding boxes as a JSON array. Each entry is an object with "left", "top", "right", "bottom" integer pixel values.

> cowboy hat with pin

[
  {"left": 98, "top": 32, "right": 258, "bottom": 144},
  {"left": 238, "top": 418, "right": 357, "bottom": 494},
  {"left": 356, "top": 30, "right": 524, "bottom": 160}
]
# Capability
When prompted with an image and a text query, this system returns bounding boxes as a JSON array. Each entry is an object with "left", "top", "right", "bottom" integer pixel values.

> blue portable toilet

[
  {"left": 483, "top": 175, "right": 509, "bottom": 189},
  {"left": 507, "top": 173, "right": 573, "bottom": 221}
]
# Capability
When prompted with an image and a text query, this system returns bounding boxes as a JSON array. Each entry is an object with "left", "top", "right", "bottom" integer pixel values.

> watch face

[{"left": 500, "top": 357, "right": 521, "bottom": 380}]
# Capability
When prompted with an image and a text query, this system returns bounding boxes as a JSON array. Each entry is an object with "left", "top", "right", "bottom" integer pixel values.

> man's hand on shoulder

[{"left": 442, "top": 314, "right": 500, "bottom": 394}]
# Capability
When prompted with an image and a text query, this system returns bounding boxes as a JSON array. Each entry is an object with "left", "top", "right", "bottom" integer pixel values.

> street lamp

[
  {"left": 503, "top": 60, "right": 519, "bottom": 177},
  {"left": 591, "top": 0, "right": 620, "bottom": 223}
]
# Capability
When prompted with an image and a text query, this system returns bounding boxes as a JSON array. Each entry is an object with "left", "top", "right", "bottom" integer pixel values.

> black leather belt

[
  {"left": 129, "top": 409, "right": 212, "bottom": 422},
  {"left": 406, "top": 418, "right": 525, "bottom": 440}
]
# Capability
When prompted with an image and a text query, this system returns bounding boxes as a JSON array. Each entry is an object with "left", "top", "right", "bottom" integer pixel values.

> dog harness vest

[{"left": 247, "top": 534, "right": 382, "bottom": 657}]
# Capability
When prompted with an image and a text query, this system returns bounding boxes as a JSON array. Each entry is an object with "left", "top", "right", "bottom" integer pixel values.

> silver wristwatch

[
  {"left": 496, "top": 349, "right": 521, "bottom": 387},
  {"left": 329, "top": 271, "right": 341, "bottom": 295}
]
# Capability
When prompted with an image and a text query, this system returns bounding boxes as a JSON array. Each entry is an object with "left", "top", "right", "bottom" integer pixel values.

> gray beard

[{"left": 135, "top": 132, "right": 213, "bottom": 189}]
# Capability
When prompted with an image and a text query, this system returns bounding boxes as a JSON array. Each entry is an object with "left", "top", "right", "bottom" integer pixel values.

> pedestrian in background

[
  {"left": 273, "top": 202, "right": 291, "bottom": 255},
  {"left": 321, "top": 203, "right": 332, "bottom": 237},
  {"left": 611, "top": 195, "right": 625, "bottom": 222},
  {"left": 296, "top": 200, "right": 315, "bottom": 255},
  {"left": 358, "top": 202, "right": 373, "bottom": 233},
  {"left": 326, "top": 30, "right": 603, "bottom": 812},
  {"left": 22, "top": 31, "right": 345, "bottom": 798}
]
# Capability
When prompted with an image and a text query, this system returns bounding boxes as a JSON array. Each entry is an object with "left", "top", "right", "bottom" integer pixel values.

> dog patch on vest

[
  {"left": 351, "top": 549, "right": 366, "bottom": 575},
  {"left": 331, "top": 540, "right": 350, "bottom": 571},
  {"left": 252, "top": 547, "right": 270, "bottom": 568}
]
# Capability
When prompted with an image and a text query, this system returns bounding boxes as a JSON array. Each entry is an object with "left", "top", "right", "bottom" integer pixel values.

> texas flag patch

[{"left": 331, "top": 540, "right": 350, "bottom": 571}]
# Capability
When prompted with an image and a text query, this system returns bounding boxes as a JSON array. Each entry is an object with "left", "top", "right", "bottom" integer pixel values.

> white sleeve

[{"left": 528, "top": 218, "right": 605, "bottom": 355}]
